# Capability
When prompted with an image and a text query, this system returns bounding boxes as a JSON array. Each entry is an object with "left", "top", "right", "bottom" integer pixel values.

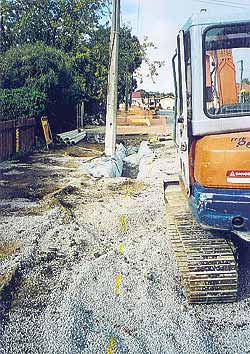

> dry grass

[
  {"left": 0, "top": 242, "right": 20, "bottom": 260},
  {"left": 107, "top": 179, "right": 146, "bottom": 197}
]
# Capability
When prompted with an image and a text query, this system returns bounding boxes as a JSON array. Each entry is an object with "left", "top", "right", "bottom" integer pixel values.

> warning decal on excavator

[{"left": 227, "top": 170, "right": 250, "bottom": 183}]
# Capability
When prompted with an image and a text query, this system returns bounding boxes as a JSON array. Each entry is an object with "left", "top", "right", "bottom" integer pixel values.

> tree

[
  {"left": 118, "top": 26, "right": 143, "bottom": 107},
  {"left": 0, "top": 0, "right": 109, "bottom": 53},
  {"left": 242, "top": 78, "right": 250, "bottom": 85},
  {"left": 72, "top": 25, "right": 144, "bottom": 115},
  {"left": 0, "top": 87, "right": 46, "bottom": 121},
  {"left": 134, "top": 36, "right": 165, "bottom": 85},
  {"left": 0, "top": 0, "right": 161, "bottom": 123},
  {"left": 0, "top": 42, "right": 81, "bottom": 130},
  {"left": 70, "top": 25, "right": 109, "bottom": 115}
]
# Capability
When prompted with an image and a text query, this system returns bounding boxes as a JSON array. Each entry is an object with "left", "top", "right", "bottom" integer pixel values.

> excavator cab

[{"left": 172, "top": 11, "right": 250, "bottom": 240}]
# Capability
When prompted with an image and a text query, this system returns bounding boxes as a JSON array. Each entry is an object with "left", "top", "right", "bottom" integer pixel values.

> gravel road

[{"left": 1, "top": 139, "right": 250, "bottom": 354}]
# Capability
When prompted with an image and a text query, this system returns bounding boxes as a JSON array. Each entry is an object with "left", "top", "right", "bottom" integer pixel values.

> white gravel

[{"left": 1, "top": 140, "right": 250, "bottom": 354}]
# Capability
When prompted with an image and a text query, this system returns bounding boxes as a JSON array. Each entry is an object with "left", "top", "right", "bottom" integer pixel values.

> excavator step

[{"left": 165, "top": 185, "right": 238, "bottom": 304}]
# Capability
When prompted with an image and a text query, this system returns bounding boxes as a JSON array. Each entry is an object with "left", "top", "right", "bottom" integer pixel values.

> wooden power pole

[{"left": 105, "top": 0, "right": 120, "bottom": 156}]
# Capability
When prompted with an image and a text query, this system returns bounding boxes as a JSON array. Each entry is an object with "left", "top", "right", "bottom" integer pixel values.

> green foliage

[
  {"left": 118, "top": 27, "right": 143, "bottom": 102},
  {"left": 119, "top": 27, "right": 143, "bottom": 74},
  {"left": 242, "top": 78, "right": 250, "bottom": 85},
  {"left": 77, "top": 26, "right": 144, "bottom": 108},
  {"left": 0, "top": 0, "right": 109, "bottom": 53},
  {"left": 72, "top": 26, "right": 110, "bottom": 104},
  {"left": 72, "top": 25, "right": 144, "bottom": 114},
  {"left": 0, "top": 42, "right": 74, "bottom": 93},
  {"left": 0, "top": 42, "right": 81, "bottom": 128},
  {"left": 135, "top": 36, "right": 165, "bottom": 84},
  {"left": 0, "top": 87, "right": 46, "bottom": 121},
  {"left": 0, "top": 0, "right": 160, "bottom": 125}
]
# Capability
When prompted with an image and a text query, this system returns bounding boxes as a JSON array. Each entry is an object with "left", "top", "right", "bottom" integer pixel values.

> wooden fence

[{"left": 0, "top": 117, "right": 36, "bottom": 161}]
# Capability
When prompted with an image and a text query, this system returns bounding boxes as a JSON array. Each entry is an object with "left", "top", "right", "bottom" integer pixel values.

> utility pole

[
  {"left": 125, "top": 70, "right": 129, "bottom": 113},
  {"left": 240, "top": 59, "right": 244, "bottom": 91},
  {"left": 105, "top": 0, "right": 120, "bottom": 156}
]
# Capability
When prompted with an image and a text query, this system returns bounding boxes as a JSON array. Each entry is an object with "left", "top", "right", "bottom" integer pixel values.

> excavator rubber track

[{"left": 165, "top": 183, "right": 238, "bottom": 304}]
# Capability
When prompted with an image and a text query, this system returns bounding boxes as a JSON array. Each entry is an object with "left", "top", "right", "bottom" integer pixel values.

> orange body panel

[{"left": 194, "top": 132, "right": 250, "bottom": 188}]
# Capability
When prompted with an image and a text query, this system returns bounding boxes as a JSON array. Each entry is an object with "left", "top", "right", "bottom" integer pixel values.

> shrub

[
  {"left": 0, "top": 87, "right": 46, "bottom": 121},
  {"left": 0, "top": 42, "right": 80, "bottom": 129}
]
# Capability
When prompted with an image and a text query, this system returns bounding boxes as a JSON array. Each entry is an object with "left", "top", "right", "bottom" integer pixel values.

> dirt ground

[
  {"left": 84, "top": 110, "right": 168, "bottom": 138},
  {"left": 1, "top": 134, "right": 250, "bottom": 354}
]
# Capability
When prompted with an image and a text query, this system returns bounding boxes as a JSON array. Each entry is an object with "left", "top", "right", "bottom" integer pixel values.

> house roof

[
  {"left": 236, "top": 82, "right": 250, "bottom": 93},
  {"left": 131, "top": 92, "right": 142, "bottom": 99}
]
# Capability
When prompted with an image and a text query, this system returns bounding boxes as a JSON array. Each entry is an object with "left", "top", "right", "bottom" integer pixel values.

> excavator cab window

[
  {"left": 184, "top": 32, "right": 192, "bottom": 121},
  {"left": 172, "top": 52, "right": 178, "bottom": 145},
  {"left": 172, "top": 31, "right": 192, "bottom": 146},
  {"left": 204, "top": 23, "right": 250, "bottom": 118}
]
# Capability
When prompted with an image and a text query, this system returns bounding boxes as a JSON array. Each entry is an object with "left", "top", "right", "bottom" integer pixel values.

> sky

[{"left": 121, "top": 0, "right": 250, "bottom": 93}]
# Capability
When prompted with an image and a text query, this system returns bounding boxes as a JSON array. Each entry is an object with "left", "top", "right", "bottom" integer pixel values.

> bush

[
  {"left": 0, "top": 42, "right": 81, "bottom": 129},
  {"left": 0, "top": 87, "right": 46, "bottom": 121}
]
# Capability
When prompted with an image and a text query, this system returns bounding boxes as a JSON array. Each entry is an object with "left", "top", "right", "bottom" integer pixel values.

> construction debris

[
  {"left": 1, "top": 138, "right": 250, "bottom": 354},
  {"left": 86, "top": 143, "right": 127, "bottom": 178},
  {"left": 56, "top": 129, "right": 87, "bottom": 146}
]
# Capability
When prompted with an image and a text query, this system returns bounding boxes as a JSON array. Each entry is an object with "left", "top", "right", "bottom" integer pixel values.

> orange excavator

[{"left": 165, "top": 11, "right": 250, "bottom": 304}]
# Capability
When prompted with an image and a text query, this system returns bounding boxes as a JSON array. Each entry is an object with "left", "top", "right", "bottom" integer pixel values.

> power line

[
  {"left": 196, "top": 0, "right": 244, "bottom": 8},
  {"left": 196, "top": 0, "right": 245, "bottom": 8},
  {"left": 136, "top": 0, "right": 141, "bottom": 36},
  {"left": 213, "top": 0, "right": 250, "bottom": 7}
]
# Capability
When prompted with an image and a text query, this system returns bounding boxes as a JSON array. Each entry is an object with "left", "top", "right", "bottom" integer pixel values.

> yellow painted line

[
  {"left": 149, "top": 136, "right": 159, "bottom": 144},
  {"left": 126, "top": 187, "right": 133, "bottom": 197},
  {"left": 118, "top": 242, "right": 124, "bottom": 255},
  {"left": 120, "top": 214, "right": 126, "bottom": 233},
  {"left": 115, "top": 274, "right": 122, "bottom": 296},
  {"left": 107, "top": 336, "right": 116, "bottom": 354}
]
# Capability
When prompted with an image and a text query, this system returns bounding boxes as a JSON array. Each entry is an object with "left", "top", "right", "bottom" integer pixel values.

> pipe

[
  {"left": 57, "top": 129, "right": 85, "bottom": 141},
  {"left": 69, "top": 132, "right": 87, "bottom": 145},
  {"left": 57, "top": 129, "right": 81, "bottom": 139},
  {"left": 64, "top": 131, "right": 85, "bottom": 141}
]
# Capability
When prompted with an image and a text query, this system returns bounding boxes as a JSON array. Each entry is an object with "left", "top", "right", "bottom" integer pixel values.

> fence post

[
  {"left": 15, "top": 127, "right": 20, "bottom": 153},
  {"left": 0, "top": 117, "right": 36, "bottom": 161}
]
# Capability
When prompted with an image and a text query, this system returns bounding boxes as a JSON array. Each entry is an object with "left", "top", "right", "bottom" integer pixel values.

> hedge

[{"left": 0, "top": 87, "right": 46, "bottom": 121}]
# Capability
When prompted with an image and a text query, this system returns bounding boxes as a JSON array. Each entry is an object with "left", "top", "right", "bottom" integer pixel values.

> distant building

[
  {"left": 131, "top": 91, "right": 143, "bottom": 106},
  {"left": 159, "top": 96, "right": 175, "bottom": 111},
  {"left": 236, "top": 82, "right": 250, "bottom": 93},
  {"left": 236, "top": 82, "right": 250, "bottom": 95},
  {"left": 236, "top": 82, "right": 250, "bottom": 103}
]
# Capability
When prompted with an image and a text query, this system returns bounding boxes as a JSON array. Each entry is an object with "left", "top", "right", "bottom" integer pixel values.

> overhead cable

[
  {"left": 195, "top": 0, "right": 245, "bottom": 9},
  {"left": 137, "top": 0, "right": 141, "bottom": 36},
  {"left": 212, "top": 0, "right": 250, "bottom": 7}
]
